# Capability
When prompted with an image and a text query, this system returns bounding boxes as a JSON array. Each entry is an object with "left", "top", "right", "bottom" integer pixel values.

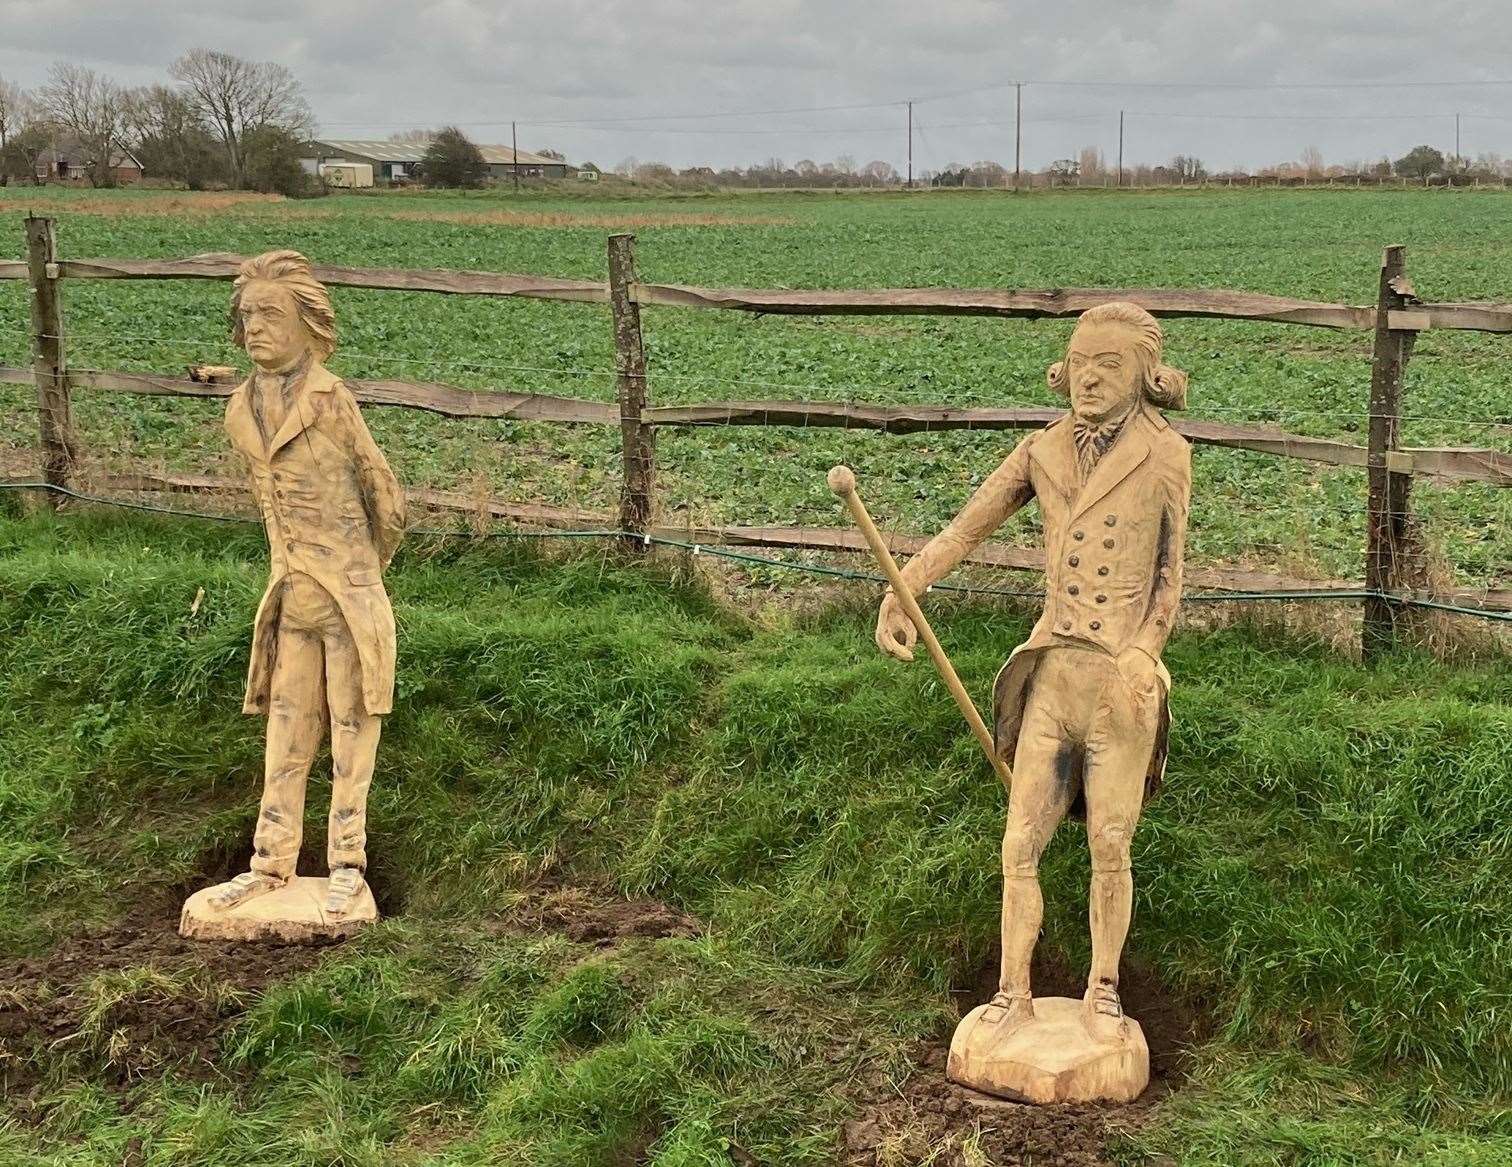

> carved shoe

[
  {"left": 325, "top": 867, "right": 367, "bottom": 917},
  {"left": 980, "top": 990, "right": 1036, "bottom": 1035},
  {"left": 207, "top": 871, "right": 285, "bottom": 913},
  {"left": 1082, "top": 983, "right": 1128, "bottom": 1044}
]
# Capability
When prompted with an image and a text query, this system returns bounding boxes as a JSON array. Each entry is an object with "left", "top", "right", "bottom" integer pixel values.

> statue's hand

[
  {"left": 1115, "top": 647, "right": 1159, "bottom": 696},
  {"left": 875, "top": 591, "right": 918, "bottom": 662}
]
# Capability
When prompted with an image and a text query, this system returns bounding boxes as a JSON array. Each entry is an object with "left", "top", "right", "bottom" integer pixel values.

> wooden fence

[{"left": 3, "top": 216, "right": 1509, "bottom": 657}]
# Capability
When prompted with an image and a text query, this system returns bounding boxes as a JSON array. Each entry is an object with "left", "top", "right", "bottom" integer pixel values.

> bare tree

[
  {"left": 388, "top": 128, "right": 436, "bottom": 145},
  {"left": 1299, "top": 145, "right": 1325, "bottom": 179},
  {"left": 1077, "top": 145, "right": 1104, "bottom": 180},
  {"left": 37, "top": 63, "right": 128, "bottom": 187},
  {"left": 1168, "top": 154, "right": 1206, "bottom": 182},
  {"left": 124, "top": 84, "right": 223, "bottom": 188},
  {"left": 170, "top": 48, "right": 312, "bottom": 189},
  {"left": 0, "top": 76, "right": 47, "bottom": 185}
]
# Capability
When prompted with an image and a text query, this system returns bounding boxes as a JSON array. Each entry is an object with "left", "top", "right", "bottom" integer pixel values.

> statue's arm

[
  {"left": 895, "top": 436, "right": 1037, "bottom": 597},
  {"left": 338, "top": 388, "right": 406, "bottom": 567},
  {"left": 1130, "top": 441, "right": 1190, "bottom": 664}
]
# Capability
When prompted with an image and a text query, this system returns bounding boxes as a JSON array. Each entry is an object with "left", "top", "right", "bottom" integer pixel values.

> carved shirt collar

[
  {"left": 252, "top": 353, "right": 312, "bottom": 440},
  {"left": 1072, "top": 406, "right": 1134, "bottom": 480}
]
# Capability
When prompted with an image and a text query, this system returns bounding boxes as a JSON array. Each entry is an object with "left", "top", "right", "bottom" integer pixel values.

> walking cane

[{"left": 828, "top": 465, "right": 1013, "bottom": 789}]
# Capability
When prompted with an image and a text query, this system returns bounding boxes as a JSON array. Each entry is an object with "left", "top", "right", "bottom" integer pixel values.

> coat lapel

[
  {"left": 1028, "top": 415, "right": 1078, "bottom": 505},
  {"left": 266, "top": 363, "right": 336, "bottom": 457},
  {"left": 1071, "top": 409, "right": 1151, "bottom": 520},
  {"left": 224, "top": 379, "right": 264, "bottom": 461}
]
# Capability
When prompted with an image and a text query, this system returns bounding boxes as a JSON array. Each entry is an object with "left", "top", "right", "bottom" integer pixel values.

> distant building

[
  {"left": 303, "top": 139, "right": 572, "bottom": 183},
  {"left": 36, "top": 137, "right": 143, "bottom": 185}
]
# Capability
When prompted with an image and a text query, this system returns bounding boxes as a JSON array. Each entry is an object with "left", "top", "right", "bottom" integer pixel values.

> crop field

[{"left": 0, "top": 186, "right": 1509, "bottom": 594}]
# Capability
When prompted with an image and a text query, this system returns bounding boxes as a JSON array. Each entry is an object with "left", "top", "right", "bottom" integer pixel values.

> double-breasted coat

[
  {"left": 225, "top": 363, "right": 406, "bottom": 717},
  {"left": 976, "top": 402, "right": 1191, "bottom": 807}
]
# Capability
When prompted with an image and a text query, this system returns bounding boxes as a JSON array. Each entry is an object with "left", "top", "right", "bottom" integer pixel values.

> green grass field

[
  {"left": 1, "top": 502, "right": 1510, "bottom": 1165},
  {"left": 0, "top": 186, "right": 1508, "bottom": 591},
  {"left": 0, "top": 188, "right": 1509, "bottom": 1165}
]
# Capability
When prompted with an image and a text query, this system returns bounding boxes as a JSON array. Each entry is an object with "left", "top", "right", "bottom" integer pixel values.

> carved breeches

[
  {"left": 1001, "top": 645, "right": 1161, "bottom": 878},
  {"left": 250, "top": 573, "right": 381, "bottom": 878}
]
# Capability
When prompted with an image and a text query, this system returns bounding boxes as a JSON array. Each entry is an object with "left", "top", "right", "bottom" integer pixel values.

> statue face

[
  {"left": 237, "top": 280, "right": 312, "bottom": 371},
  {"left": 1065, "top": 321, "right": 1143, "bottom": 425}
]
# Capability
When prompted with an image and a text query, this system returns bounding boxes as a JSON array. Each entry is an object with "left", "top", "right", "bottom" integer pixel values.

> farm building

[
  {"left": 302, "top": 139, "right": 571, "bottom": 183},
  {"left": 35, "top": 137, "right": 143, "bottom": 185}
]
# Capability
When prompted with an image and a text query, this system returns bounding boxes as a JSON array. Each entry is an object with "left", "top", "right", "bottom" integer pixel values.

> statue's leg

[
  {"left": 250, "top": 621, "right": 326, "bottom": 881},
  {"left": 323, "top": 618, "right": 380, "bottom": 895},
  {"left": 998, "top": 666, "right": 1080, "bottom": 1013},
  {"left": 1080, "top": 668, "right": 1160, "bottom": 1040}
]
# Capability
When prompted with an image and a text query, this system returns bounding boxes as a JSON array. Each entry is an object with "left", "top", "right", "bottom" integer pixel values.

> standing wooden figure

[
  {"left": 180, "top": 250, "right": 405, "bottom": 943},
  {"left": 873, "top": 303, "right": 1190, "bottom": 1102}
]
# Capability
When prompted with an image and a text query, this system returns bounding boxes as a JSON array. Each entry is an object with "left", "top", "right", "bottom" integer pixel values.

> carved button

[
  {"left": 1098, "top": 565, "right": 1109, "bottom": 576},
  {"left": 1096, "top": 594, "right": 1107, "bottom": 603},
  {"left": 1103, "top": 537, "right": 1115, "bottom": 549},
  {"left": 1073, "top": 530, "right": 1085, "bottom": 541},
  {"left": 1068, "top": 585, "right": 1079, "bottom": 596},
  {"left": 1105, "top": 515, "right": 1117, "bottom": 527},
  {"left": 1068, "top": 555, "right": 1080, "bottom": 567},
  {"left": 1089, "top": 620, "right": 1102, "bottom": 631},
  {"left": 1060, "top": 620, "right": 1072, "bottom": 631}
]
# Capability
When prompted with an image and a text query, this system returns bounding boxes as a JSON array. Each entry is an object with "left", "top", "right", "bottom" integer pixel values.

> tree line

[{"left": 0, "top": 50, "right": 313, "bottom": 193}]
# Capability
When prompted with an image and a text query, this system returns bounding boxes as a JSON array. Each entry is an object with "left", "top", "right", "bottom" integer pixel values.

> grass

[
  {"left": 0, "top": 186, "right": 1508, "bottom": 592},
  {"left": 0, "top": 499, "right": 1509, "bottom": 1163}
]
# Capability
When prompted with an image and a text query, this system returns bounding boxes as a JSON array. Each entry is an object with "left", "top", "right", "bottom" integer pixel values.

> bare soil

[{"left": 838, "top": 947, "right": 1206, "bottom": 1166}]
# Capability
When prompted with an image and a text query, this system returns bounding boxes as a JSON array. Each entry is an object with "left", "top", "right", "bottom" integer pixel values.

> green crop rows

[{"left": 0, "top": 187, "right": 1507, "bottom": 589}]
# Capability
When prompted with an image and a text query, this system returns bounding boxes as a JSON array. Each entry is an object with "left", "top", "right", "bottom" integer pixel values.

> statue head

[
  {"left": 230, "top": 250, "right": 336, "bottom": 372},
  {"left": 1046, "top": 302, "right": 1187, "bottom": 425}
]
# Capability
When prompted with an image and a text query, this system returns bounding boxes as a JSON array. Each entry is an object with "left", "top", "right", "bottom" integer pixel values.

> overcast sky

[{"left": 4, "top": 0, "right": 1512, "bottom": 173}]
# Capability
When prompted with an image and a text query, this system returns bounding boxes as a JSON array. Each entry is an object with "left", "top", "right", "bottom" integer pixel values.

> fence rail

[{"left": 4, "top": 221, "right": 1509, "bottom": 653}]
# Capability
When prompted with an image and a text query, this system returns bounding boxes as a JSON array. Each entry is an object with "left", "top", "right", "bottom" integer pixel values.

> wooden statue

[
  {"left": 180, "top": 250, "right": 405, "bottom": 943},
  {"left": 871, "top": 302, "right": 1190, "bottom": 1102}
]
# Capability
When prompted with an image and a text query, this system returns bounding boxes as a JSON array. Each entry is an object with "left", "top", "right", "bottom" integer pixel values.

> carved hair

[
  {"left": 1045, "top": 301, "right": 1188, "bottom": 410},
  {"left": 230, "top": 250, "right": 336, "bottom": 360}
]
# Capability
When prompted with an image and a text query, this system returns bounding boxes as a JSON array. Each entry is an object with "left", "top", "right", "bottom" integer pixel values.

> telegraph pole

[
  {"left": 1117, "top": 110, "right": 1124, "bottom": 188},
  {"left": 1014, "top": 82, "right": 1023, "bottom": 191},
  {"left": 906, "top": 100, "right": 913, "bottom": 188},
  {"left": 1455, "top": 112, "right": 1461, "bottom": 169},
  {"left": 511, "top": 120, "right": 520, "bottom": 191}
]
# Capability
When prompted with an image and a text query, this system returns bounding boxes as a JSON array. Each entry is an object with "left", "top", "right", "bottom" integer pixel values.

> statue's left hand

[{"left": 1114, "top": 647, "right": 1159, "bottom": 696}]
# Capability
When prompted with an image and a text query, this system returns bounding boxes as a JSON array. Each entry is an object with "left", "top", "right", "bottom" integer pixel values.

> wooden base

[
  {"left": 946, "top": 996, "right": 1149, "bottom": 1104},
  {"left": 179, "top": 875, "right": 377, "bottom": 943}
]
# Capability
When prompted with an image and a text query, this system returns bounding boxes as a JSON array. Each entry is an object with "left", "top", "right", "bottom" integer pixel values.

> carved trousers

[
  {"left": 1003, "top": 645, "right": 1160, "bottom": 874},
  {"left": 250, "top": 573, "right": 381, "bottom": 879}
]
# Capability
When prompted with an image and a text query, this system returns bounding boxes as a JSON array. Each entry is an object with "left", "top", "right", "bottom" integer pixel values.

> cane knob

[{"left": 827, "top": 465, "right": 857, "bottom": 497}]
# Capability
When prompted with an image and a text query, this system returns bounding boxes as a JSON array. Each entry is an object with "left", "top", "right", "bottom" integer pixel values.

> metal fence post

[
  {"left": 607, "top": 233, "right": 654, "bottom": 550},
  {"left": 24, "top": 216, "right": 77, "bottom": 506},
  {"left": 1363, "top": 245, "right": 1419, "bottom": 660}
]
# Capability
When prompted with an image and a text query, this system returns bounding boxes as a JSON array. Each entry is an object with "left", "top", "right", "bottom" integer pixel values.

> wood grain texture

[
  {"left": 629, "top": 282, "right": 1377, "bottom": 329},
  {"left": 55, "top": 254, "right": 608, "bottom": 302}
]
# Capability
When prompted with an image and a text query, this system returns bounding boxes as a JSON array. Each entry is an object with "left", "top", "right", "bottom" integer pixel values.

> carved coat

[
  {"left": 225, "top": 363, "right": 405, "bottom": 716},
  {"left": 979, "top": 402, "right": 1191, "bottom": 805}
]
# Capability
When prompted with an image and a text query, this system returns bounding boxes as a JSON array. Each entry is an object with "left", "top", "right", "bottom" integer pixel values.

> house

[
  {"left": 303, "top": 139, "right": 572, "bottom": 184},
  {"left": 36, "top": 137, "right": 143, "bottom": 185}
]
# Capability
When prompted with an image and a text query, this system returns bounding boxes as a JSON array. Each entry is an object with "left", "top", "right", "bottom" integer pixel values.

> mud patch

[
  {"left": 839, "top": 948, "right": 1206, "bottom": 1165},
  {"left": 485, "top": 880, "right": 702, "bottom": 947},
  {"left": 380, "top": 208, "right": 794, "bottom": 229},
  {"left": 0, "top": 894, "right": 337, "bottom": 1101}
]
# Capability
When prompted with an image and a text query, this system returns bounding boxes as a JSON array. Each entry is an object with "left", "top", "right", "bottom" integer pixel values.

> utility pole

[
  {"left": 1117, "top": 110, "right": 1124, "bottom": 188},
  {"left": 511, "top": 120, "right": 520, "bottom": 192},
  {"left": 1455, "top": 112, "right": 1461, "bottom": 170},
  {"left": 1014, "top": 82, "right": 1023, "bottom": 191},
  {"left": 906, "top": 100, "right": 913, "bottom": 188}
]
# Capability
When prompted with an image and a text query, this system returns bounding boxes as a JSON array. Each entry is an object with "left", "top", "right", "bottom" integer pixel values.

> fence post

[
  {"left": 24, "top": 216, "right": 77, "bottom": 506},
  {"left": 607, "top": 233, "right": 654, "bottom": 550},
  {"left": 1363, "top": 244, "right": 1418, "bottom": 661}
]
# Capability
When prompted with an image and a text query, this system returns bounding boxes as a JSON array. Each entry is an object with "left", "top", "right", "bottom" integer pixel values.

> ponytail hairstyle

[{"left": 1045, "top": 301, "right": 1187, "bottom": 409}]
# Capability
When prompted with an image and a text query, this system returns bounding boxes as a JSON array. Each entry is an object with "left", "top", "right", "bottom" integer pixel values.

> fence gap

[
  {"left": 1363, "top": 244, "right": 1420, "bottom": 660},
  {"left": 24, "top": 216, "right": 76, "bottom": 505},
  {"left": 607, "top": 233, "right": 654, "bottom": 549}
]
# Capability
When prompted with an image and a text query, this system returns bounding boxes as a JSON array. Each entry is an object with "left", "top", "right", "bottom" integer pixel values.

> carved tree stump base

[
  {"left": 947, "top": 996, "right": 1149, "bottom": 1104},
  {"left": 179, "top": 875, "right": 377, "bottom": 943}
]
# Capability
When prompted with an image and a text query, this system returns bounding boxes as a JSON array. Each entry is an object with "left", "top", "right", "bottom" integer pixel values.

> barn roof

[{"left": 308, "top": 139, "right": 564, "bottom": 167}]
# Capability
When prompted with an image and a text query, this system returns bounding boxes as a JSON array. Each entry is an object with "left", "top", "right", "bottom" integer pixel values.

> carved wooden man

[
  {"left": 875, "top": 303, "right": 1189, "bottom": 1061},
  {"left": 186, "top": 250, "right": 404, "bottom": 934}
]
